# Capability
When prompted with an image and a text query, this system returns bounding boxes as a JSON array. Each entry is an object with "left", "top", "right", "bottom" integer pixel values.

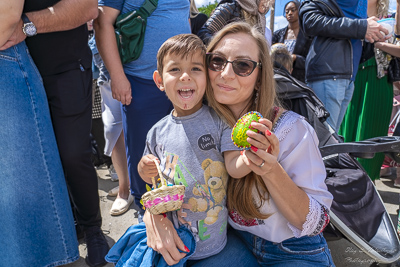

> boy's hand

[
  {"left": 138, "top": 155, "right": 160, "bottom": 184},
  {"left": 143, "top": 211, "right": 187, "bottom": 265}
]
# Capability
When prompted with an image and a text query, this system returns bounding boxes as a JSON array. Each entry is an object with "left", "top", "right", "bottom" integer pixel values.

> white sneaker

[{"left": 108, "top": 164, "right": 119, "bottom": 181}]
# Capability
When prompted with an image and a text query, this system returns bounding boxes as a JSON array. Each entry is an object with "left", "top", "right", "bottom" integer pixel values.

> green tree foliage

[{"left": 198, "top": 1, "right": 219, "bottom": 17}]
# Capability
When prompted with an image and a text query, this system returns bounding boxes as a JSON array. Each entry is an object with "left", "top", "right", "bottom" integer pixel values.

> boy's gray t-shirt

[{"left": 144, "top": 105, "right": 237, "bottom": 259}]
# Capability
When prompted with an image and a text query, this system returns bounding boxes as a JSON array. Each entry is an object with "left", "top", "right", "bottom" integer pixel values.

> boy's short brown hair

[{"left": 157, "top": 34, "right": 206, "bottom": 74}]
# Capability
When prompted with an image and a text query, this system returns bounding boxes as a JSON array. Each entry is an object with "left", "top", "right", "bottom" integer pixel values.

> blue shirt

[
  {"left": 98, "top": 0, "right": 191, "bottom": 80},
  {"left": 336, "top": 0, "right": 367, "bottom": 80}
]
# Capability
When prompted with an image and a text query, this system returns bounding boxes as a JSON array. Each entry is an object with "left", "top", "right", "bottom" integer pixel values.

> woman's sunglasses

[{"left": 206, "top": 53, "right": 262, "bottom": 77}]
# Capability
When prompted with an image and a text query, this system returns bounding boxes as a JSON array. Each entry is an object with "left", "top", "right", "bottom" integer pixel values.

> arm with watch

[{"left": 0, "top": 0, "right": 98, "bottom": 50}]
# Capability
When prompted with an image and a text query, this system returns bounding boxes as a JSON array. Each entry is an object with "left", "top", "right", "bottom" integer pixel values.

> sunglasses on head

[{"left": 206, "top": 53, "right": 262, "bottom": 77}]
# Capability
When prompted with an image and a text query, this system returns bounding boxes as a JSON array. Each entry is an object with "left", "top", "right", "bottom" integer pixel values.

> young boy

[{"left": 106, "top": 34, "right": 258, "bottom": 266}]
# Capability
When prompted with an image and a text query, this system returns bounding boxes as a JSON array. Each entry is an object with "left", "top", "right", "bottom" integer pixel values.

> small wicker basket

[{"left": 141, "top": 159, "right": 185, "bottom": 215}]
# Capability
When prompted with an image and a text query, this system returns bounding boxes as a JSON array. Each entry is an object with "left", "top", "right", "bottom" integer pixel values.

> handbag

[
  {"left": 387, "top": 37, "right": 400, "bottom": 83},
  {"left": 114, "top": 0, "right": 158, "bottom": 64},
  {"left": 388, "top": 56, "right": 400, "bottom": 83}
]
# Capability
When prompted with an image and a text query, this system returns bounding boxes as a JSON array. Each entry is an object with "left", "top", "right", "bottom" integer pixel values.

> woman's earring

[{"left": 254, "top": 90, "right": 259, "bottom": 103}]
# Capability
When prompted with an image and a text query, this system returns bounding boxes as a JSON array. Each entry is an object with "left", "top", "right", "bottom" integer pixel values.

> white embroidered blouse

[{"left": 229, "top": 111, "right": 333, "bottom": 243}]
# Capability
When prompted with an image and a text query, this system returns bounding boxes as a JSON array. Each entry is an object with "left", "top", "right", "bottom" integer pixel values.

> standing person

[
  {"left": 0, "top": 0, "right": 79, "bottom": 266},
  {"left": 299, "top": 0, "right": 389, "bottom": 132},
  {"left": 197, "top": 0, "right": 274, "bottom": 45},
  {"left": 89, "top": 35, "right": 133, "bottom": 215},
  {"left": 272, "top": 0, "right": 312, "bottom": 82},
  {"left": 0, "top": 0, "right": 110, "bottom": 266},
  {"left": 190, "top": 0, "right": 208, "bottom": 36},
  {"left": 339, "top": 0, "right": 394, "bottom": 182},
  {"left": 206, "top": 21, "right": 334, "bottom": 266},
  {"left": 94, "top": 0, "right": 191, "bottom": 220}
]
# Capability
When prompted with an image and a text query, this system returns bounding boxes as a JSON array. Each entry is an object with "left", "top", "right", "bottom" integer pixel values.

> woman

[
  {"left": 197, "top": 0, "right": 274, "bottom": 45},
  {"left": 190, "top": 0, "right": 208, "bottom": 36},
  {"left": 0, "top": 1, "right": 79, "bottom": 266},
  {"left": 89, "top": 35, "right": 132, "bottom": 216},
  {"left": 205, "top": 22, "right": 334, "bottom": 266},
  {"left": 94, "top": 0, "right": 191, "bottom": 217},
  {"left": 144, "top": 22, "right": 335, "bottom": 266},
  {"left": 339, "top": 0, "right": 394, "bottom": 182},
  {"left": 272, "top": 0, "right": 312, "bottom": 82}
]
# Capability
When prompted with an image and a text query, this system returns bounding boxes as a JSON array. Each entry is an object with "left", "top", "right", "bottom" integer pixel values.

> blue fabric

[
  {"left": 98, "top": 0, "right": 190, "bottom": 79},
  {"left": 308, "top": 79, "right": 354, "bottom": 132},
  {"left": 106, "top": 222, "right": 196, "bottom": 267},
  {"left": 236, "top": 230, "right": 335, "bottom": 266},
  {"left": 186, "top": 227, "right": 259, "bottom": 267},
  {"left": 0, "top": 41, "right": 79, "bottom": 266},
  {"left": 336, "top": 0, "right": 368, "bottom": 81},
  {"left": 122, "top": 74, "right": 173, "bottom": 211},
  {"left": 88, "top": 35, "right": 109, "bottom": 84}
]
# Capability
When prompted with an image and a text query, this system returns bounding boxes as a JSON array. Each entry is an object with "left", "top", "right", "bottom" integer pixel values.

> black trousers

[{"left": 42, "top": 67, "right": 102, "bottom": 229}]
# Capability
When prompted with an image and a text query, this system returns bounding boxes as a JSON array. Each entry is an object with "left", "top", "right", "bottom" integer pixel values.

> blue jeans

[
  {"left": 236, "top": 230, "right": 335, "bottom": 266},
  {"left": 122, "top": 74, "right": 173, "bottom": 211},
  {"left": 186, "top": 227, "right": 259, "bottom": 267},
  {"left": 0, "top": 42, "right": 79, "bottom": 266},
  {"left": 308, "top": 79, "right": 354, "bottom": 132}
]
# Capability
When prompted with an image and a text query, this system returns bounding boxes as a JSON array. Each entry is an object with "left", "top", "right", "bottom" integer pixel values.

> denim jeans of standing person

[
  {"left": 308, "top": 79, "right": 355, "bottom": 132},
  {"left": 0, "top": 41, "right": 79, "bottom": 267},
  {"left": 236, "top": 230, "right": 335, "bottom": 266}
]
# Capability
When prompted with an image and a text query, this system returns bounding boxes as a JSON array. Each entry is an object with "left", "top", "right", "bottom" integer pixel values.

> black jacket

[
  {"left": 299, "top": 0, "right": 368, "bottom": 82},
  {"left": 272, "top": 26, "right": 313, "bottom": 82},
  {"left": 197, "top": 1, "right": 241, "bottom": 44}
]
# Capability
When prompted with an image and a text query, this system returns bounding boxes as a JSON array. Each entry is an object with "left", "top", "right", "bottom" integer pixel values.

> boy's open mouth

[{"left": 179, "top": 89, "right": 194, "bottom": 99}]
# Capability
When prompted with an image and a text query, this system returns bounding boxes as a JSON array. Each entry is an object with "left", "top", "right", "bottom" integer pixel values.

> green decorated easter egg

[{"left": 231, "top": 111, "right": 263, "bottom": 150}]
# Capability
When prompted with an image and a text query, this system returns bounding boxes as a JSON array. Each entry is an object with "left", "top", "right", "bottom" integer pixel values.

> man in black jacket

[
  {"left": 0, "top": 1, "right": 109, "bottom": 266},
  {"left": 299, "top": 0, "right": 388, "bottom": 132}
]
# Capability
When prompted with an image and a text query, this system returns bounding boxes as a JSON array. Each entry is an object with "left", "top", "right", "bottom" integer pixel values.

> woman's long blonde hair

[{"left": 206, "top": 22, "right": 278, "bottom": 219}]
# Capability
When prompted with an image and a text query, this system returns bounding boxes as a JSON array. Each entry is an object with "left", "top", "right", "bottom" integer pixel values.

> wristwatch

[{"left": 21, "top": 13, "right": 37, "bottom": 37}]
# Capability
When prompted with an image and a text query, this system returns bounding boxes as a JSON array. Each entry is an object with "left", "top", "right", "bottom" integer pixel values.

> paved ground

[{"left": 63, "top": 166, "right": 400, "bottom": 267}]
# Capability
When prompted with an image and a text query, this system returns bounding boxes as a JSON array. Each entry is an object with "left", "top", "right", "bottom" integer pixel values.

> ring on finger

[{"left": 258, "top": 160, "right": 265, "bottom": 168}]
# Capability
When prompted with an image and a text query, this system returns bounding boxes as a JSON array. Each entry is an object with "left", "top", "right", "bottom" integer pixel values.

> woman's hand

[
  {"left": 143, "top": 211, "right": 188, "bottom": 266},
  {"left": 241, "top": 118, "right": 280, "bottom": 175},
  {"left": 110, "top": 75, "right": 132, "bottom": 105}
]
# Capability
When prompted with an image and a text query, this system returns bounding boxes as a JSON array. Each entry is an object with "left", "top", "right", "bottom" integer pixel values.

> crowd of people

[{"left": 1, "top": 0, "right": 400, "bottom": 266}]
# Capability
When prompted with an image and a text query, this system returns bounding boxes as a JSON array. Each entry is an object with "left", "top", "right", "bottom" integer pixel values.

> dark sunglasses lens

[
  {"left": 209, "top": 55, "right": 226, "bottom": 71},
  {"left": 233, "top": 60, "right": 255, "bottom": 76}
]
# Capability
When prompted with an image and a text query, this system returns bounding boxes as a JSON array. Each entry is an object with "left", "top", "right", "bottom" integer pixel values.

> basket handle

[{"left": 151, "top": 159, "right": 166, "bottom": 187}]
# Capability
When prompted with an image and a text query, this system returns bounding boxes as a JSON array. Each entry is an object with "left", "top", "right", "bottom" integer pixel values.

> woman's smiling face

[{"left": 208, "top": 32, "right": 260, "bottom": 119}]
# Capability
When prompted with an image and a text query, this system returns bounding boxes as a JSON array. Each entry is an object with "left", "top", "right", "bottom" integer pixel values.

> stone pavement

[{"left": 63, "top": 166, "right": 400, "bottom": 267}]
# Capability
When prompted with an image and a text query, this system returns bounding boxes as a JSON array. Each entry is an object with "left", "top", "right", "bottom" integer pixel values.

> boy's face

[{"left": 154, "top": 50, "right": 206, "bottom": 117}]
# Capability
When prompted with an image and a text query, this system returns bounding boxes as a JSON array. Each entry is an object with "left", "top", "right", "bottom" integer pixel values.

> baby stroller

[{"left": 274, "top": 66, "right": 400, "bottom": 264}]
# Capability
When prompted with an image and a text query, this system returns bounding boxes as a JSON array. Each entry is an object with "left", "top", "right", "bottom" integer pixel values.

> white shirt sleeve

[
  {"left": 275, "top": 114, "right": 333, "bottom": 237},
  {"left": 287, "top": 195, "right": 330, "bottom": 237}
]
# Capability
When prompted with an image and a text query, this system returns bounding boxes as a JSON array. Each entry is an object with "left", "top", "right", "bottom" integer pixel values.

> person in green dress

[{"left": 339, "top": 0, "right": 394, "bottom": 181}]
